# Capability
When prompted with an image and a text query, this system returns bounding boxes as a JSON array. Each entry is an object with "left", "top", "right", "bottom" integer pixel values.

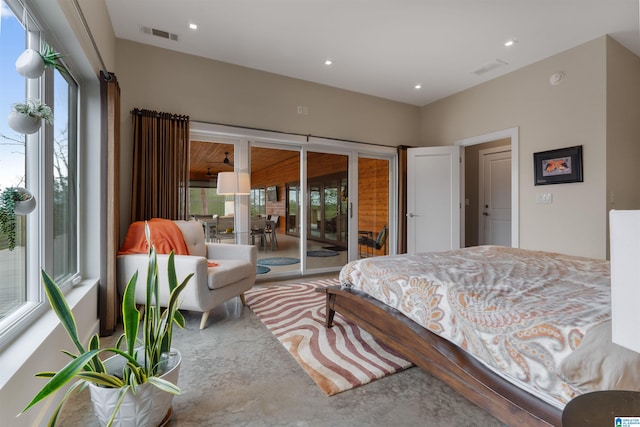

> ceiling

[
  {"left": 190, "top": 142, "right": 300, "bottom": 182},
  {"left": 105, "top": 0, "right": 640, "bottom": 106}
]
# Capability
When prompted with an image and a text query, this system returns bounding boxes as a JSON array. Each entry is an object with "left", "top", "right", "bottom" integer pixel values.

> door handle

[
  {"left": 407, "top": 213, "right": 419, "bottom": 217},
  {"left": 483, "top": 212, "right": 489, "bottom": 216}
]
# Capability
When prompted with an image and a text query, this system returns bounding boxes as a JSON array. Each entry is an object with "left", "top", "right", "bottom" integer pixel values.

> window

[
  {"left": 0, "top": 0, "right": 79, "bottom": 346},
  {"left": 188, "top": 186, "right": 227, "bottom": 216},
  {"left": 250, "top": 187, "right": 265, "bottom": 216},
  {"left": 52, "top": 69, "right": 78, "bottom": 281},
  {"left": 0, "top": 0, "right": 28, "bottom": 326}
]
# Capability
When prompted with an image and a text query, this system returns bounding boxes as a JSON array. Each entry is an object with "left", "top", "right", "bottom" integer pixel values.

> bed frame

[{"left": 320, "top": 285, "right": 562, "bottom": 427}]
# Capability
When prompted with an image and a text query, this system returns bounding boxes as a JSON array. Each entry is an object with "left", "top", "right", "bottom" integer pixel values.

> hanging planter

[
  {"left": 13, "top": 188, "right": 36, "bottom": 215},
  {"left": 0, "top": 187, "right": 36, "bottom": 251},
  {"left": 8, "top": 99, "right": 53, "bottom": 134},
  {"left": 15, "top": 43, "right": 67, "bottom": 79}
]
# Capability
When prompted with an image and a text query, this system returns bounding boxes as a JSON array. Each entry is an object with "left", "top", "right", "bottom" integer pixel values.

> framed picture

[
  {"left": 266, "top": 185, "right": 278, "bottom": 202},
  {"left": 533, "top": 145, "right": 583, "bottom": 185}
]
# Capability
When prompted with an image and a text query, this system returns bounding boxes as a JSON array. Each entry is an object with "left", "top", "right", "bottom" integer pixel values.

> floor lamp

[{"left": 217, "top": 172, "right": 250, "bottom": 216}]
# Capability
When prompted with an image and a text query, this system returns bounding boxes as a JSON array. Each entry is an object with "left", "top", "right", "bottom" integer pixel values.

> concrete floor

[{"left": 58, "top": 276, "right": 504, "bottom": 427}]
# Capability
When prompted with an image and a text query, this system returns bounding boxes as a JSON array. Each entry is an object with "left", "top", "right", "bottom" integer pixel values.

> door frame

[{"left": 456, "top": 127, "right": 519, "bottom": 248}]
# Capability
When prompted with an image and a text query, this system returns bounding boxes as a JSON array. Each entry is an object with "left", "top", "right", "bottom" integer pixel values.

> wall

[
  {"left": 421, "top": 37, "right": 610, "bottom": 258},
  {"left": 115, "top": 39, "right": 420, "bottom": 237},
  {"left": 605, "top": 36, "right": 640, "bottom": 256}
]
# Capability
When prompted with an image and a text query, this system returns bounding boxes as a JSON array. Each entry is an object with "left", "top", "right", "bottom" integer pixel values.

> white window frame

[{"left": 0, "top": 0, "right": 80, "bottom": 348}]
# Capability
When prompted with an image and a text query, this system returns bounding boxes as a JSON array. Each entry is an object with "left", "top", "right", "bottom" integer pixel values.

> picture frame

[
  {"left": 533, "top": 145, "right": 583, "bottom": 185},
  {"left": 266, "top": 185, "right": 278, "bottom": 202}
]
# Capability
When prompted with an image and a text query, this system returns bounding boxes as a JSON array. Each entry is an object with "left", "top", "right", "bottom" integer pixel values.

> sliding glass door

[
  {"left": 304, "top": 152, "right": 349, "bottom": 270},
  {"left": 250, "top": 146, "right": 301, "bottom": 275},
  {"left": 189, "top": 122, "right": 397, "bottom": 279}
]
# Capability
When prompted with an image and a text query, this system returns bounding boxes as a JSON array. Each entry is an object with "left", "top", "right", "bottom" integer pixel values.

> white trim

[{"left": 456, "top": 127, "right": 519, "bottom": 248}]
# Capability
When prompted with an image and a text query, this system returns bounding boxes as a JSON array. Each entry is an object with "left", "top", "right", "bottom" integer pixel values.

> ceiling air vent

[
  {"left": 472, "top": 59, "right": 508, "bottom": 76},
  {"left": 142, "top": 26, "right": 179, "bottom": 42}
]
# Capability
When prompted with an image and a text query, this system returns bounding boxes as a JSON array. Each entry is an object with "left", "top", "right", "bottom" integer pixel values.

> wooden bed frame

[{"left": 320, "top": 285, "right": 563, "bottom": 427}]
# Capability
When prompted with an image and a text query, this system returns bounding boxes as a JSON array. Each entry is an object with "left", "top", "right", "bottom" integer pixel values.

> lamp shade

[
  {"left": 217, "top": 172, "right": 250, "bottom": 195},
  {"left": 609, "top": 209, "right": 640, "bottom": 353}
]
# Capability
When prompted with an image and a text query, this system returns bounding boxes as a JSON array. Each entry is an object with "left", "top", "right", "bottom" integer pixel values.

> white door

[
  {"left": 407, "top": 146, "right": 460, "bottom": 253},
  {"left": 478, "top": 148, "right": 511, "bottom": 246}
]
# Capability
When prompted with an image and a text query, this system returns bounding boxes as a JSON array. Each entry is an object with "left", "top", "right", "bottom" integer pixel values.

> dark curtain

[
  {"left": 100, "top": 71, "right": 120, "bottom": 335},
  {"left": 397, "top": 146, "right": 408, "bottom": 254},
  {"left": 130, "top": 109, "right": 190, "bottom": 221}
]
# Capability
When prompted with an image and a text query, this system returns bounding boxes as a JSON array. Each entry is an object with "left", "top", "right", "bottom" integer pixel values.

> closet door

[{"left": 407, "top": 146, "right": 460, "bottom": 253}]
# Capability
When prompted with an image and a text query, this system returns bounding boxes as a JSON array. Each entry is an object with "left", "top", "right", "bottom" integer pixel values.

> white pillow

[{"left": 558, "top": 320, "right": 640, "bottom": 392}]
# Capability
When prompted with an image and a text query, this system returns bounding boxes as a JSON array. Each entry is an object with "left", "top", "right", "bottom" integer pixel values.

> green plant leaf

[
  {"left": 122, "top": 270, "right": 140, "bottom": 357},
  {"left": 41, "top": 270, "right": 85, "bottom": 355},
  {"left": 75, "top": 371, "right": 125, "bottom": 388},
  {"left": 146, "top": 376, "right": 181, "bottom": 395},
  {"left": 167, "top": 251, "right": 178, "bottom": 293},
  {"left": 173, "top": 310, "right": 185, "bottom": 329},
  {"left": 21, "top": 349, "right": 101, "bottom": 413},
  {"left": 87, "top": 333, "right": 106, "bottom": 373}
]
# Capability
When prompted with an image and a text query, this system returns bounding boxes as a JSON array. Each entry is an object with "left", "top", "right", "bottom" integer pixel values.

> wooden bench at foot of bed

[{"left": 320, "top": 285, "right": 562, "bottom": 427}]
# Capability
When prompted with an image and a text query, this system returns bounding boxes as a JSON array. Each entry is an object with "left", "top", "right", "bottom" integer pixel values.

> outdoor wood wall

[{"left": 358, "top": 158, "right": 389, "bottom": 256}]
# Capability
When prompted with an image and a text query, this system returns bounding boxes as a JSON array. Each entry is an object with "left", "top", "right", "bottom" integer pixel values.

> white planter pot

[
  {"left": 13, "top": 188, "right": 36, "bottom": 215},
  {"left": 7, "top": 110, "right": 42, "bottom": 135},
  {"left": 89, "top": 349, "right": 181, "bottom": 427},
  {"left": 15, "top": 48, "right": 45, "bottom": 78}
]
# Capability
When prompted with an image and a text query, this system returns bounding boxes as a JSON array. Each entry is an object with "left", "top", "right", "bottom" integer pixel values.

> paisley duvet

[{"left": 339, "top": 245, "right": 611, "bottom": 408}]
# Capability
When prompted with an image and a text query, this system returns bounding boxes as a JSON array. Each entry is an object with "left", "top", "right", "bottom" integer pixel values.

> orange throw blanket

[{"left": 118, "top": 218, "right": 190, "bottom": 255}]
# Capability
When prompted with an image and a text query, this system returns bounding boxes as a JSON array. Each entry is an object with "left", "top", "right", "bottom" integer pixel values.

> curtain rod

[
  {"left": 131, "top": 108, "right": 190, "bottom": 121},
  {"left": 193, "top": 119, "right": 401, "bottom": 149},
  {"left": 70, "top": 0, "right": 110, "bottom": 81}
]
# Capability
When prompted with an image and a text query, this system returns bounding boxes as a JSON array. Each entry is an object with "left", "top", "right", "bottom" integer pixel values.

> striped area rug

[{"left": 245, "top": 278, "right": 413, "bottom": 396}]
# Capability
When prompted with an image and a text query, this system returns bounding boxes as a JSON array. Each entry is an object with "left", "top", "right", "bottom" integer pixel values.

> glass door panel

[
  {"left": 357, "top": 157, "right": 390, "bottom": 258},
  {"left": 309, "top": 184, "right": 322, "bottom": 240},
  {"left": 307, "top": 152, "right": 348, "bottom": 270},
  {"left": 286, "top": 184, "right": 299, "bottom": 235},
  {"left": 250, "top": 146, "right": 300, "bottom": 276}
]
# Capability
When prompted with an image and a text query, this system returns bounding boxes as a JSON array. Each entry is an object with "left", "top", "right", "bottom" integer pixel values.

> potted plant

[
  {"left": 0, "top": 187, "right": 35, "bottom": 251},
  {"left": 21, "top": 225, "right": 193, "bottom": 427},
  {"left": 8, "top": 98, "right": 54, "bottom": 134},
  {"left": 15, "top": 42, "right": 67, "bottom": 78}
]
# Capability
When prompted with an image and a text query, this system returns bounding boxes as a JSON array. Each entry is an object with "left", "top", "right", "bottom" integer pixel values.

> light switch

[{"left": 536, "top": 193, "right": 553, "bottom": 204}]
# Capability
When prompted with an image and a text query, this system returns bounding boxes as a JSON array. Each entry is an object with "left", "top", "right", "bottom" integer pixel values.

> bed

[{"left": 321, "top": 245, "right": 616, "bottom": 426}]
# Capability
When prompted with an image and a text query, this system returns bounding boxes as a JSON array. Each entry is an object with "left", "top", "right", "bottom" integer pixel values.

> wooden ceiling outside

[{"left": 190, "top": 141, "right": 300, "bottom": 182}]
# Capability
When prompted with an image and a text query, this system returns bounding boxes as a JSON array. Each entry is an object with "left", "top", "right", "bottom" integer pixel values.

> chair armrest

[{"left": 205, "top": 243, "right": 257, "bottom": 266}]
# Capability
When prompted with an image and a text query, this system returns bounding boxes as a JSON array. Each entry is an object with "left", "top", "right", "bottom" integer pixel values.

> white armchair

[{"left": 117, "top": 220, "right": 257, "bottom": 329}]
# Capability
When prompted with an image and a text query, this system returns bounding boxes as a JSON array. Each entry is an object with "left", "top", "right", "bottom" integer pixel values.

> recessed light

[
  {"left": 324, "top": 59, "right": 333, "bottom": 66},
  {"left": 414, "top": 84, "right": 422, "bottom": 90},
  {"left": 189, "top": 23, "right": 198, "bottom": 30},
  {"left": 504, "top": 39, "right": 518, "bottom": 47}
]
